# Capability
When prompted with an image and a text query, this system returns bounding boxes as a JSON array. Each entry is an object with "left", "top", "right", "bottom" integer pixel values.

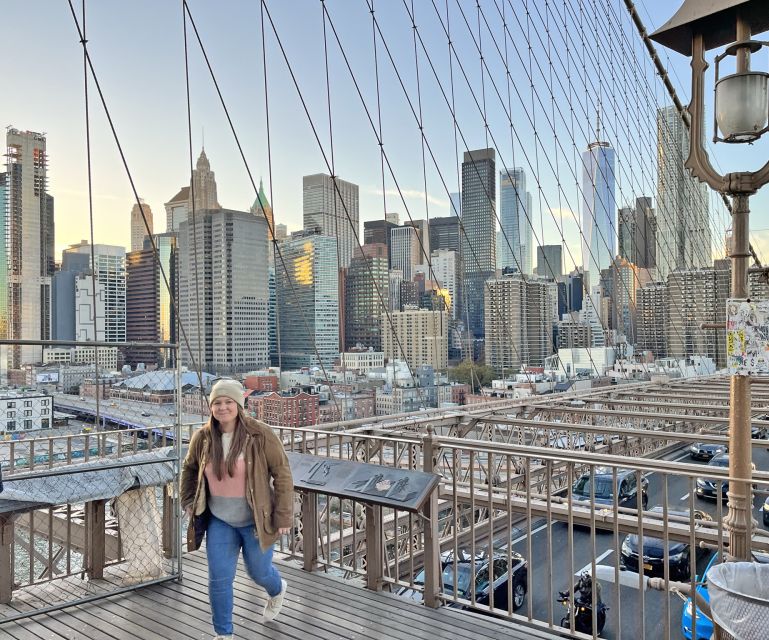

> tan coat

[{"left": 180, "top": 415, "right": 294, "bottom": 551}]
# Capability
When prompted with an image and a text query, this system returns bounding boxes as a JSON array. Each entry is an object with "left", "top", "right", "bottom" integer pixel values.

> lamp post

[{"left": 651, "top": 0, "right": 769, "bottom": 561}]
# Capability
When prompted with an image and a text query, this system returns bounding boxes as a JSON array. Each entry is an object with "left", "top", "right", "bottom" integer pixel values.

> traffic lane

[{"left": 516, "top": 519, "right": 714, "bottom": 639}]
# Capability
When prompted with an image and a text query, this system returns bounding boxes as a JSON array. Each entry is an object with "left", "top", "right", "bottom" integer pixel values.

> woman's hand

[{"left": 278, "top": 527, "right": 291, "bottom": 535}]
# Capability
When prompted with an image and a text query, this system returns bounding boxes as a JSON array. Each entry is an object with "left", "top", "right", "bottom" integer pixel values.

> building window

[
  {"left": 7, "top": 421, "right": 16, "bottom": 431},
  {"left": 24, "top": 400, "right": 32, "bottom": 407},
  {"left": 6, "top": 411, "right": 14, "bottom": 418},
  {"left": 24, "top": 420, "right": 33, "bottom": 429},
  {"left": 7, "top": 402, "right": 15, "bottom": 408}
]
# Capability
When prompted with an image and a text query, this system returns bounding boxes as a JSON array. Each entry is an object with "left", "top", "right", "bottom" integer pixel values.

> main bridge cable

[
  {"left": 456, "top": 0, "right": 708, "bottom": 379},
  {"left": 623, "top": 0, "right": 767, "bottom": 275},
  {"left": 181, "top": 0, "right": 344, "bottom": 420},
  {"left": 65, "top": 0, "right": 207, "bottom": 398}
]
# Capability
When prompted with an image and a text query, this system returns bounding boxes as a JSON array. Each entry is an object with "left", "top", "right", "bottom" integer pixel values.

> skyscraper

[
  {"left": 390, "top": 226, "right": 420, "bottom": 281},
  {"left": 64, "top": 242, "right": 127, "bottom": 344},
  {"left": 581, "top": 133, "right": 616, "bottom": 285},
  {"left": 189, "top": 149, "right": 220, "bottom": 213},
  {"left": 484, "top": 273, "right": 552, "bottom": 372},
  {"left": 536, "top": 245, "right": 564, "bottom": 279},
  {"left": 667, "top": 265, "right": 729, "bottom": 367},
  {"left": 415, "top": 250, "right": 461, "bottom": 321},
  {"left": 381, "top": 308, "right": 448, "bottom": 371},
  {"left": 1, "top": 129, "right": 54, "bottom": 367},
  {"left": 363, "top": 219, "right": 397, "bottom": 266},
  {"left": 618, "top": 197, "right": 656, "bottom": 269},
  {"left": 405, "top": 219, "right": 430, "bottom": 263},
  {"left": 178, "top": 209, "right": 269, "bottom": 373},
  {"left": 637, "top": 281, "right": 668, "bottom": 358},
  {"left": 125, "top": 233, "right": 176, "bottom": 367},
  {"left": 303, "top": 173, "right": 359, "bottom": 268},
  {"left": 344, "top": 243, "right": 389, "bottom": 350},
  {"left": 461, "top": 148, "right": 496, "bottom": 339},
  {"left": 656, "top": 105, "right": 711, "bottom": 282},
  {"left": 130, "top": 200, "right": 154, "bottom": 252},
  {"left": 498, "top": 167, "right": 533, "bottom": 275},
  {"left": 164, "top": 186, "right": 189, "bottom": 232},
  {"left": 428, "top": 216, "right": 461, "bottom": 253},
  {"left": 276, "top": 229, "right": 339, "bottom": 369},
  {"left": 449, "top": 192, "right": 461, "bottom": 218},
  {"left": 250, "top": 179, "right": 275, "bottom": 241}
]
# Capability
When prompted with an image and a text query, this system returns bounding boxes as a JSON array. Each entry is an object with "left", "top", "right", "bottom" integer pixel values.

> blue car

[{"left": 681, "top": 553, "right": 718, "bottom": 640}]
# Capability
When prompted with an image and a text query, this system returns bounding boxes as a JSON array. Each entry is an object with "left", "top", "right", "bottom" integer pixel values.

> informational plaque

[
  {"left": 287, "top": 452, "right": 440, "bottom": 512},
  {"left": 726, "top": 299, "right": 769, "bottom": 375}
]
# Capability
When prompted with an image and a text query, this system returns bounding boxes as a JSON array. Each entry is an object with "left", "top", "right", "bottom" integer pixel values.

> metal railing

[{"left": 4, "top": 375, "right": 769, "bottom": 640}]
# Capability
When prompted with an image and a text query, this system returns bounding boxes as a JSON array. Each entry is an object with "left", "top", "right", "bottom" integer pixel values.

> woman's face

[{"left": 212, "top": 397, "right": 239, "bottom": 427}]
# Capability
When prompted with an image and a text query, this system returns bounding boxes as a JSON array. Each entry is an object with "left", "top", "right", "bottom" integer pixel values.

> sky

[{"left": 2, "top": 0, "right": 769, "bottom": 270}]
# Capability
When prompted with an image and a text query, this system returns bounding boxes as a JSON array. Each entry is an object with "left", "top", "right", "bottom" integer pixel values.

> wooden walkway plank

[{"left": 3, "top": 553, "right": 562, "bottom": 640}]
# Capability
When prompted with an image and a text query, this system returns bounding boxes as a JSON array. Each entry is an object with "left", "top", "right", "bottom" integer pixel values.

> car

[
  {"left": 694, "top": 454, "right": 756, "bottom": 500},
  {"left": 682, "top": 551, "right": 769, "bottom": 639},
  {"left": 689, "top": 442, "right": 727, "bottom": 461},
  {"left": 620, "top": 507, "right": 712, "bottom": 580},
  {"left": 397, "top": 549, "right": 528, "bottom": 612},
  {"left": 140, "top": 412, "right": 151, "bottom": 417},
  {"left": 571, "top": 467, "right": 649, "bottom": 511},
  {"left": 695, "top": 453, "right": 730, "bottom": 500},
  {"left": 681, "top": 552, "right": 718, "bottom": 640},
  {"left": 763, "top": 496, "right": 769, "bottom": 526}
]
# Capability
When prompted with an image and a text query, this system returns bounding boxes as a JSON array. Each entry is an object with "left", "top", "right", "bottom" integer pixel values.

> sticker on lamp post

[{"left": 727, "top": 299, "right": 769, "bottom": 375}]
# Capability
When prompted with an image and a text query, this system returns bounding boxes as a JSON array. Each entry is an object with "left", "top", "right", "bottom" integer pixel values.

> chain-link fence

[{"left": 0, "top": 339, "right": 185, "bottom": 622}]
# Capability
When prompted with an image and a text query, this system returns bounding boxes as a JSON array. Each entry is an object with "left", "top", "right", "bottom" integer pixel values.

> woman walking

[{"left": 181, "top": 379, "right": 294, "bottom": 640}]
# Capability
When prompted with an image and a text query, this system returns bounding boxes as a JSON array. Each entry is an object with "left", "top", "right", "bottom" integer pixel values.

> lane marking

[
  {"left": 575, "top": 549, "right": 614, "bottom": 576},
  {"left": 680, "top": 493, "right": 690, "bottom": 501},
  {"left": 509, "top": 522, "right": 551, "bottom": 546}
]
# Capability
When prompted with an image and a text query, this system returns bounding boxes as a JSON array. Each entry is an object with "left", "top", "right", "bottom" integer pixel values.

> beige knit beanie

[{"left": 209, "top": 379, "right": 245, "bottom": 409}]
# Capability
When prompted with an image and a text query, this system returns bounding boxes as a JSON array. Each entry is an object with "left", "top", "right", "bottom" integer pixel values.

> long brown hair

[{"left": 207, "top": 405, "right": 249, "bottom": 481}]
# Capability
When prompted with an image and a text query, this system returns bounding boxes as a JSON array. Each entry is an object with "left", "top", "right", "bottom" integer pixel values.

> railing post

[
  {"left": 85, "top": 499, "right": 106, "bottom": 580},
  {"left": 0, "top": 515, "right": 14, "bottom": 604},
  {"left": 301, "top": 490, "right": 318, "bottom": 572},
  {"left": 422, "top": 426, "right": 441, "bottom": 608},
  {"left": 365, "top": 503, "right": 382, "bottom": 591},
  {"left": 162, "top": 483, "right": 177, "bottom": 559}
]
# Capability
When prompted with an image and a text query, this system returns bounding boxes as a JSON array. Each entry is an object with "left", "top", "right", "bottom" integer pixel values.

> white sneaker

[{"left": 263, "top": 579, "right": 287, "bottom": 622}]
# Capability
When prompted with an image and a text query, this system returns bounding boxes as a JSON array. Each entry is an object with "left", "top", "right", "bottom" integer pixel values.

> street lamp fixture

[
  {"left": 714, "top": 41, "right": 769, "bottom": 143},
  {"left": 651, "top": 0, "right": 769, "bottom": 562}
]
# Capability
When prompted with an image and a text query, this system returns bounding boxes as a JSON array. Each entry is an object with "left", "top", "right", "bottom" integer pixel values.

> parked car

[
  {"left": 620, "top": 507, "right": 711, "bottom": 580},
  {"left": 397, "top": 549, "right": 528, "bottom": 612},
  {"left": 140, "top": 412, "right": 151, "bottom": 417},
  {"left": 572, "top": 467, "right": 649, "bottom": 511},
  {"left": 689, "top": 442, "right": 727, "bottom": 461}
]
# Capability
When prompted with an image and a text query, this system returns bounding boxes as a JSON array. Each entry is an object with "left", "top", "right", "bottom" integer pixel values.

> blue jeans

[{"left": 206, "top": 515, "right": 283, "bottom": 635}]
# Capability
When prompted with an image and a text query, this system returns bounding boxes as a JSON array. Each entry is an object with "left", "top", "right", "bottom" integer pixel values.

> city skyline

[{"left": 3, "top": 1, "right": 763, "bottom": 271}]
